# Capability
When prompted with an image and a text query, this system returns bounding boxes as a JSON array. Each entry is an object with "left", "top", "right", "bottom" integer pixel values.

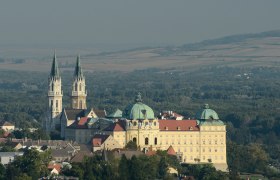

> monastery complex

[{"left": 44, "top": 53, "right": 228, "bottom": 171}]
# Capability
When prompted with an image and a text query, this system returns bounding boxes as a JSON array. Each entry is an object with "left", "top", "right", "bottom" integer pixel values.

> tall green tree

[
  {"left": 158, "top": 157, "right": 168, "bottom": 179},
  {"left": 0, "top": 163, "right": 6, "bottom": 180},
  {"left": 118, "top": 154, "right": 129, "bottom": 180}
]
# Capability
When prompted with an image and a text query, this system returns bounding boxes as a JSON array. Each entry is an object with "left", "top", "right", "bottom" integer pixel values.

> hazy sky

[{"left": 1, "top": 0, "right": 280, "bottom": 47}]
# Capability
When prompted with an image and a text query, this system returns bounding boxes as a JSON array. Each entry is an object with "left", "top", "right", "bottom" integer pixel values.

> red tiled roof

[
  {"left": 78, "top": 117, "right": 88, "bottom": 125},
  {"left": 167, "top": 145, "right": 176, "bottom": 156},
  {"left": 92, "top": 134, "right": 110, "bottom": 147},
  {"left": 48, "top": 163, "right": 62, "bottom": 173},
  {"left": 104, "top": 121, "right": 125, "bottom": 131},
  {"left": 146, "top": 150, "right": 156, "bottom": 156},
  {"left": 92, "top": 138, "right": 102, "bottom": 147},
  {"left": 159, "top": 120, "right": 199, "bottom": 131},
  {"left": 68, "top": 117, "right": 89, "bottom": 129}
]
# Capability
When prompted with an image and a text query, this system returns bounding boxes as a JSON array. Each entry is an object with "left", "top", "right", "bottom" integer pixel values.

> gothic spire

[
  {"left": 74, "top": 54, "right": 84, "bottom": 78},
  {"left": 50, "top": 51, "right": 60, "bottom": 78}
]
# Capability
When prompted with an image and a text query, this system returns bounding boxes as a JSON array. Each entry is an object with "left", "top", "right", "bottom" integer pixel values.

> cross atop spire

[
  {"left": 50, "top": 50, "right": 60, "bottom": 78},
  {"left": 74, "top": 54, "right": 84, "bottom": 78}
]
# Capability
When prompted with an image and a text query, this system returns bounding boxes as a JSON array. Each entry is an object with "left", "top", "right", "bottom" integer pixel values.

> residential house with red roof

[{"left": 92, "top": 134, "right": 122, "bottom": 152}]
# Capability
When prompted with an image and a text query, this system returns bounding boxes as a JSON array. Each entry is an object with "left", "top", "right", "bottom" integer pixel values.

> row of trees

[
  {"left": 0, "top": 147, "right": 228, "bottom": 180},
  {"left": 62, "top": 150, "right": 226, "bottom": 180}
]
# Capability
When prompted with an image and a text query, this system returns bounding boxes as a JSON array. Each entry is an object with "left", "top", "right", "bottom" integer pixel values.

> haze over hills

[{"left": 1, "top": 30, "right": 280, "bottom": 72}]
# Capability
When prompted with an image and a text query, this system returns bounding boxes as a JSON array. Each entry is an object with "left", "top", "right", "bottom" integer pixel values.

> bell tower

[
  {"left": 71, "top": 55, "right": 87, "bottom": 109},
  {"left": 47, "top": 51, "right": 63, "bottom": 131}
]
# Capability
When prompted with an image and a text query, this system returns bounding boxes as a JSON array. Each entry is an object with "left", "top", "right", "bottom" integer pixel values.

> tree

[
  {"left": 6, "top": 148, "right": 50, "bottom": 179},
  {"left": 198, "top": 164, "right": 227, "bottom": 180},
  {"left": 129, "top": 155, "right": 141, "bottom": 180},
  {"left": 62, "top": 163, "right": 84, "bottom": 179},
  {"left": 246, "top": 143, "right": 268, "bottom": 173},
  {"left": 0, "top": 163, "right": 6, "bottom": 180},
  {"left": 158, "top": 157, "right": 168, "bottom": 179},
  {"left": 0, "top": 129, "right": 5, "bottom": 138},
  {"left": 119, "top": 154, "right": 129, "bottom": 180},
  {"left": 125, "top": 140, "right": 137, "bottom": 150}
]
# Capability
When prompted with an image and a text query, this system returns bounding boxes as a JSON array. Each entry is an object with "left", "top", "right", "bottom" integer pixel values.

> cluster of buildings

[
  {"left": 43, "top": 53, "right": 228, "bottom": 171},
  {"left": 0, "top": 137, "right": 92, "bottom": 175}
]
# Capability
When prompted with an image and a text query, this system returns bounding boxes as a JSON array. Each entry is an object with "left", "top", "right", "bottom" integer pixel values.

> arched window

[
  {"left": 145, "top": 137, "right": 149, "bottom": 145},
  {"left": 79, "top": 100, "right": 83, "bottom": 109},
  {"left": 51, "top": 84, "right": 54, "bottom": 91},
  {"left": 133, "top": 121, "right": 137, "bottom": 126},
  {"left": 154, "top": 137, "right": 157, "bottom": 145},
  {"left": 75, "top": 84, "right": 78, "bottom": 91},
  {"left": 79, "top": 83, "right": 82, "bottom": 91},
  {"left": 133, "top": 137, "right": 137, "bottom": 143}
]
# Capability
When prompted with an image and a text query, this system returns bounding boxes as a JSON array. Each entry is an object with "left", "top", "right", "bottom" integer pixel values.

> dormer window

[
  {"left": 177, "top": 126, "right": 181, "bottom": 130},
  {"left": 189, "top": 127, "right": 193, "bottom": 130},
  {"left": 165, "top": 126, "right": 168, "bottom": 130}
]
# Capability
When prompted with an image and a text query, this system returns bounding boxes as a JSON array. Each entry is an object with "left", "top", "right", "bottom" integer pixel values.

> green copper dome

[
  {"left": 196, "top": 104, "right": 224, "bottom": 126},
  {"left": 123, "top": 93, "right": 155, "bottom": 120},
  {"left": 196, "top": 104, "right": 220, "bottom": 120}
]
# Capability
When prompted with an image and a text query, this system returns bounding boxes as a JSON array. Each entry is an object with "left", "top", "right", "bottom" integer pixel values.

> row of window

[
  {"left": 177, "top": 147, "right": 224, "bottom": 153},
  {"left": 132, "top": 137, "right": 158, "bottom": 145},
  {"left": 131, "top": 121, "right": 157, "bottom": 127},
  {"left": 200, "top": 127, "right": 225, "bottom": 131},
  {"left": 50, "top": 100, "right": 61, "bottom": 108},
  {"left": 202, "top": 140, "right": 225, "bottom": 145},
  {"left": 160, "top": 134, "right": 224, "bottom": 138},
  {"left": 159, "top": 140, "right": 224, "bottom": 145},
  {"left": 183, "top": 156, "right": 224, "bottom": 162}
]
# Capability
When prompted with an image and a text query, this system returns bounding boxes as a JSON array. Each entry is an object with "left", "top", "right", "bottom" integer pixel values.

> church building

[{"left": 44, "top": 52, "right": 106, "bottom": 135}]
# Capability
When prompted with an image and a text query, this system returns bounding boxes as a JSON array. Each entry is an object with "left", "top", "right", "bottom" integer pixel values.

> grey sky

[{"left": 1, "top": 0, "right": 280, "bottom": 47}]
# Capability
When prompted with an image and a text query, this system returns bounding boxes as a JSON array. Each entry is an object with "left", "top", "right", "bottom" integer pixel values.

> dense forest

[{"left": 0, "top": 65, "right": 280, "bottom": 178}]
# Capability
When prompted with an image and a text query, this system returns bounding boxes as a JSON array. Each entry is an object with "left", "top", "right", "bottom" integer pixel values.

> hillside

[{"left": 1, "top": 30, "right": 280, "bottom": 72}]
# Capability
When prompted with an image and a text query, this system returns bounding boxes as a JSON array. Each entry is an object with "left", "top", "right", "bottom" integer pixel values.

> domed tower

[
  {"left": 123, "top": 93, "right": 155, "bottom": 120},
  {"left": 196, "top": 104, "right": 221, "bottom": 123},
  {"left": 196, "top": 104, "right": 228, "bottom": 171},
  {"left": 124, "top": 93, "right": 160, "bottom": 150},
  {"left": 46, "top": 51, "right": 63, "bottom": 131},
  {"left": 71, "top": 55, "right": 87, "bottom": 109}
]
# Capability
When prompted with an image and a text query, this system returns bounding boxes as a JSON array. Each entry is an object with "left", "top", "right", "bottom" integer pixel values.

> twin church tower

[{"left": 45, "top": 52, "right": 87, "bottom": 132}]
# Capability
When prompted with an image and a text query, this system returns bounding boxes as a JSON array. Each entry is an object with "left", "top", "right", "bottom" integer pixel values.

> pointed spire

[
  {"left": 74, "top": 54, "right": 84, "bottom": 78},
  {"left": 50, "top": 50, "right": 60, "bottom": 77}
]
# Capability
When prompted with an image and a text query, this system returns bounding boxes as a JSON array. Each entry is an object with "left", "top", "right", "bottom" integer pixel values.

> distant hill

[
  {"left": 1, "top": 30, "right": 280, "bottom": 72},
  {"left": 181, "top": 30, "right": 280, "bottom": 50}
]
